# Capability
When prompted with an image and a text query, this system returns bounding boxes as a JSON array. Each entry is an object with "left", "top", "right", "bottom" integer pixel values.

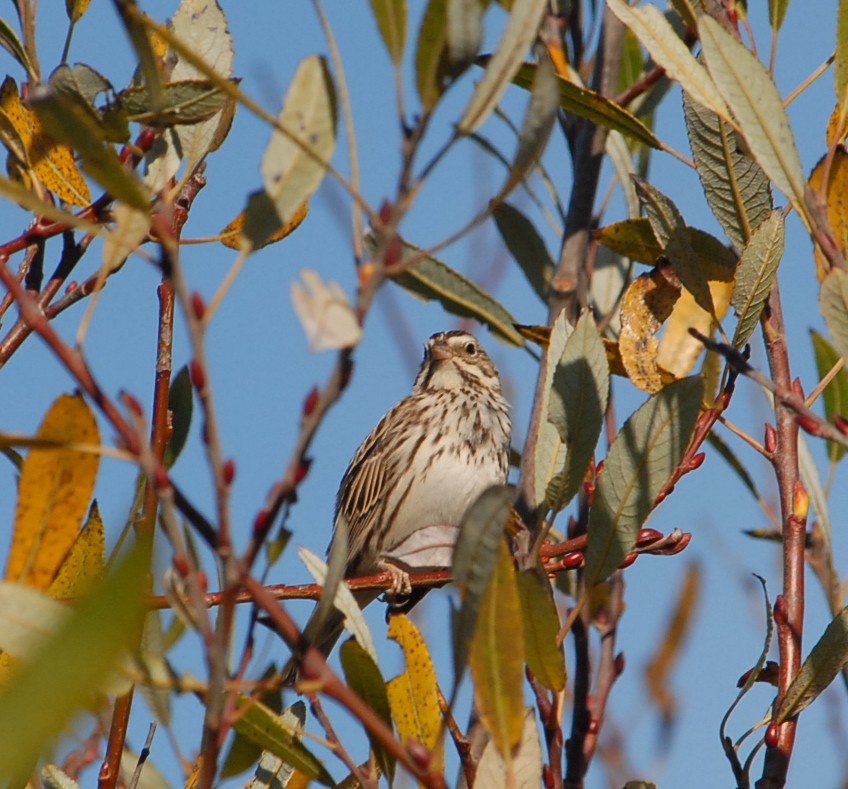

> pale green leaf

[
  {"left": 546, "top": 312, "right": 609, "bottom": 513},
  {"left": 585, "top": 377, "right": 703, "bottom": 584},
  {"left": 492, "top": 201, "right": 554, "bottom": 301},
  {"left": 731, "top": 211, "right": 784, "bottom": 347},
  {"left": 474, "top": 708, "right": 542, "bottom": 789},
  {"left": 457, "top": 0, "right": 547, "bottom": 134},
  {"left": 699, "top": 16, "right": 806, "bottom": 211},
  {"left": 370, "top": 0, "right": 406, "bottom": 64},
  {"left": 607, "top": 0, "right": 730, "bottom": 122},
  {"left": 683, "top": 90, "right": 772, "bottom": 249},
  {"left": 516, "top": 572, "right": 565, "bottom": 692},
  {"left": 0, "top": 18, "right": 35, "bottom": 79},
  {"left": 447, "top": 0, "right": 483, "bottom": 67},
  {"left": 415, "top": 0, "right": 450, "bottom": 111},
  {"left": 768, "top": 0, "right": 789, "bottom": 31},
  {"left": 811, "top": 330, "right": 848, "bottom": 462},
  {"left": 820, "top": 268, "right": 848, "bottom": 361},
  {"left": 776, "top": 606, "right": 848, "bottom": 722}
]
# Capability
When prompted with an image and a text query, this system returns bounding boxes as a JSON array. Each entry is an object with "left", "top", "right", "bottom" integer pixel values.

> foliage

[{"left": 0, "top": 2, "right": 845, "bottom": 788}]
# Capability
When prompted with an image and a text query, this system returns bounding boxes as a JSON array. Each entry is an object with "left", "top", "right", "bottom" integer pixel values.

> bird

[{"left": 283, "top": 329, "right": 511, "bottom": 680}]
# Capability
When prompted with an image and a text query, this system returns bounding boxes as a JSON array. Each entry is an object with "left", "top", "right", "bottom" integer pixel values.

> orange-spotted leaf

[
  {"left": 0, "top": 77, "right": 90, "bottom": 207},
  {"left": 219, "top": 200, "right": 308, "bottom": 250},
  {"left": 386, "top": 614, "right": 443, "bottom": 772},
  {"left": 5, "top": 394, "right": 100, "bottom": 590},
  {"left": 809, "top": 146, "right": 848, "bottom": 281},
  {"left": 618, "top": 264, "right": 681, "bottom": 392},
  {"left": 47, "top": 501, "right": 105, "bottom": 599},
  {"left": 469, "top": 538, "right": 525, "bottom": 760}
]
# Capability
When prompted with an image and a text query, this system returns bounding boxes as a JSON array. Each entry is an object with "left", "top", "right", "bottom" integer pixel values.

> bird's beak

[{"left": 430, "top": 343, "right": 452, "bottom": 362}]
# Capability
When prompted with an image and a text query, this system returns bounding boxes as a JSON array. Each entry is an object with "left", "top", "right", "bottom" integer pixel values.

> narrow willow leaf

[
  {"left": 392, "top": 241, "right": 524, "bottom": 346},
  {"left": 0, "top": 547, "right": 147, "bottom": 780},
  {"left": 164, "top": 366, "right": 193, "bottom": 468},
  {"left": 457, "top": 0, "right": 547, "bottom": 134},
  {"left": 469, "top": 538, "right": 525, "bottom": 757},
  {"left": 47, "top": 502, "right": 104, "bottom": 599},
  {"left": 340, "top": 641, "right": 395, "bottom": 779},
  {"left": 261, "top": 55, "right": 336, "bottom": 235},
  {"left": 531, "top": 313, "right": 572, "bottom": 510},
  {"left": 731, "top": 211, "right": 783, "bottom": 347},
  {"left": 509, "top": 61, "right": 661, "bottom": 149},
  {"left": 768, "top": 0, "right": 789, "bottom": 32},
  {"left": 820, "top": 268, "right": 848, "bottom": 361},
  {"left": 838, "top": 1, "right": 848, "bottom": 103},
  {"left": 516, "top": 572, "right": 565, "bottom": 692},
  {"left": 634, "top": 176, "right": 716, "bottom": 318},
  {"left": 452, "top": 485, "right": 515, "bottom": 684},
  {"left": 776, "top": 606, "right": 848, "bottom": 722},
  {"left": 6, "top": 394, "right": 99, "bottom": 590},
  {"left": 811, "top": 330, "right": 848, "bottom": 462},
  {"left": 474, "top": 708, "right": 542, "bottom": 789},
  {"left": 415, "top": 0, "right": 450, "bottom": 111},
  {"left": 119, "top": 80, "right": 229, "bottom": 127},
  {"left": 387, "top": 615, "right": 444, "bottom": 771},
  {"left": 370, "top": 0, "right": 406, "bottom": 65},
  {"left": 112, "top": 0, "right": 162, "bottom": 112},
  {"left": 170, "top": 0, "right": 234, "bottom": 165},
  {"left": 233, "top": 697, "right": 333, "bottom": 785},
  {"left": 498, "top": 54, "right": 558, "bottom": 197},
  {"left": 447, "top": 0, "right": 483, "bottom": 67},
  {"left": 699, "top": 16, "right": 806, "bottom": 211},
  {"left": 492, "top": 201, "right": 554, "bottom": 301},
  {"left": 607, "top": 0, "right": 730, "bottom": 122},
  {"left": 683, "top": 90, "right": 772, "bottom": 249},
  {"left": 28, "top": 86, "right": 148, "bottom": 210},
  {"left": 585, "top": 377, "right": 703, "bottom": 585},
  {"left": 546, "top": 312, "right": 609, "bottom": 512},
  {"left": 0, "top": 18, "right": 35, "bottom": 79},
  {"left": 606, "top": 129, "right": 640, "bottom": 219}
]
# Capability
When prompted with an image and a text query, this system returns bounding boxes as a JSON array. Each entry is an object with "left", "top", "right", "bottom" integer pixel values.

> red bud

[
  {"left": 65, "top": 280, "right": 78, "bottom": 294},
  {"left": 689, "top": 452, "right": 706, "bottom": 471},
  {"left": 378, "top": 199, "right": 392, "bottom": 226},
  {"left": 196, "top": 570, "right": 208, "bottom": 593},
  {"left": 563, "top": 552, "right": 583, "bottom": 569},
  {"left": 223, "top": 458, "right": 236, "bottom": 485},
  {"left": 190, "top": 358, "right": 205, "bottom": 392},
  {"left": 384, "top": 234, "right": 402, "bottom": 269},
  {"left": 587, "top": 718, "right": 600, "bottom": 735},
  {"left": 835, "top": 414, "right": 848, "bottom": 434},
  {"left": 614, "top": 652, "right": 625, "bottom": 677},
  {"left": 295, "top": 457, "right": 312, "bottom": 484},
  {"left": 795, "top": 414, "right": 821, "bottom": 436},
  {"left": 173, "top": 554, "right": 190, "bottom": 577},
  {"left": 121, "top": 390, "right": 144, "bottom": 418},
  {"left": 765, "top": 722, "right": 780, "bottom": 748},
  {"left": 764, "top": 423, "right": 777, "bottom": 454},
  {"left": 791, "top": 378, "right": 804, "bottom": 399},
  {"left": 774, "top": 594, "right": 788, "bottom": 626},
  {"left": 253, "top": 509, "right": 269, "bottom": 535},
  {"left": 135, "top": 127, "right": 158, "bottom": 153},
  {"left": 619, "top": 553, "right": 637, "bottom": 569},
  {"left": 303, "top": 386, "right": 320, "bottom": 417},
  {"left": 191, "top": 291, "right": 205, "bottom": 320},
  {"left": 637, "top": 528, "right": 663, "bottom": 544}
]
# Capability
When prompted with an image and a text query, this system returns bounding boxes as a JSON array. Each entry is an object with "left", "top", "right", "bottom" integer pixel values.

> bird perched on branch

[{"left": 283, "top": 329, "right": 511, "bottom": 682}]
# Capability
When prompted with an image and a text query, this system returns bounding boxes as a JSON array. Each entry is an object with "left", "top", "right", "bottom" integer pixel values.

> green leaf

[
  {"left": 164, "top": 366, "right": 193, "bottom": 468},
  {"left": 585, "top": 376, "right": 703, "bottom": 585},
  {"left": 119, "top": 80, "right": 229, "bottom": 126},
  {"left": 606, "top": 0, "right": 730, "bottom": 122},
  {"left": 415, "top": 0, "right": 450, "bottom": 111},
  {"left": 233, "top": 697, "right": 333, "bottom": 786},
  {"left": 340, "top": 640, "right": 395, "bottom": 780},
  {"left": 509, "top": 61, "right": 661, "bottom": 150},
  {"left": 516, "top": 572, "right": 565, "bottom": 691},
  {"left": 492, "top": 202, "right": 554, "bottom": 301},
  {"left": 447, "top": 0, "right": 483, "bottom": 68},
  {"left": 731, "top": 211, "right": 784, "bottom": 347},
  {"left": 370, "top": 0, "right": 406, "bottom": 64},
  {"left": 811, "top": 331, "right": 848, "bottom": 463},
  {"left": 699, "top": 16, "right": 806, "bottom": 212},
  {"left": 0, "top": 17, "right": 35, "bottom": 79},
  {"left": 768, "top": 0, "right": 790, "bottom": 31},
  {"left": 546, "top": 312, "right": 610, "bottom": 513},
  {"left": 457, "top": 0, "right": 547, "bottom": 134},
  {"left": 468, "top": 538, "right": 525, "bottom": 756},
  {"left": 261, "top": 56, "right": 336, "bottom": 237},
  {"left": 683, "top": 90, "right": 772, "bottom": 250},
  {"left": 451, "top": 485, "right": 515, "bottom": 686},
  {"left": 392, "top": 241, "right": 525, "bottom": 346},
  {"left": 0, "top": 546, "right": 147, "bottom": 779},
  {"left": 113, "top": 0, "right": 163, "bottom": 113},
  {"left": 820, "top": 268, "right": 848, "bottom": 361},
  {"left": 28, "top": 86, "right": 148, "bottom": 210},
  {"left": 633, "top": 176, "right": 716, "bottom": 317},
  {"left": 776, "top": 606, "right": 848, "bottom": 722}
]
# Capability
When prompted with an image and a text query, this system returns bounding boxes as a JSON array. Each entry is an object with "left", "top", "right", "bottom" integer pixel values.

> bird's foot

[{"left": 377, "top": 558, "right": 412, "bottom": 597}]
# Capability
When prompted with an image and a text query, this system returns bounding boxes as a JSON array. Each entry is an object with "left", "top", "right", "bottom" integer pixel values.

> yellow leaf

[
  {"left": 618, "top": 264, "right": 680, "bottom": 393},
  {"left": 657, "top": 256, "right": 735, "bottom": 379},
  {"left": 469, "top": 538, "right": 525, "bottom": 760},
  {"left": 0, "top": 77, "right": 90, "bottom": 207},
  {"left": 219, "top": 199, "right": 308, "bottom": 250},
  {"left": 5, "top": 394, "right": 100, "bottom": 589},
  {"left": 386, "top": 614, "right": 443, "bottom": 775},
  {"left": 65, "top": 0, "right": 92, "bottom": 23},
  {"left": 809, "top": 146, "right": 848, "bottom": 282},
  {"left": 47, "top": 502, "right": 105, "bottom": 599},
  {"left": 514, "top": 323, "right": 551, "bottom": 350}
]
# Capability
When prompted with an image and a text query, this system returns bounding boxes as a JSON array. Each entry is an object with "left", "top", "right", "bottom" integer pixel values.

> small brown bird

[{"left": 284, "top": 330, "right": 511, "bottom": 678}]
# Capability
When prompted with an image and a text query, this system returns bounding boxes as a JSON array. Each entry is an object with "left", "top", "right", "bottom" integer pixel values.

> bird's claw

[{"left": 378, "top": 559, "right": 412, "bottom": 596}]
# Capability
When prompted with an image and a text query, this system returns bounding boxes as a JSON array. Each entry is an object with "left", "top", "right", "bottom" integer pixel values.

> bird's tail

[{"left": 280, "top": 588, "right": 380, "bottom": 684}]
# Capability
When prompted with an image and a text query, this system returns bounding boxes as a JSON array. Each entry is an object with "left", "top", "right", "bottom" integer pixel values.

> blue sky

[{"left": 0, "top": 1, "right": 845, "bottom": 787}]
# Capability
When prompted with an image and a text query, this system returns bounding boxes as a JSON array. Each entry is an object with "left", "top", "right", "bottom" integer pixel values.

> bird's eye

[{"left": 465, "top": 342, "right": 477, "bottom": 355}]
